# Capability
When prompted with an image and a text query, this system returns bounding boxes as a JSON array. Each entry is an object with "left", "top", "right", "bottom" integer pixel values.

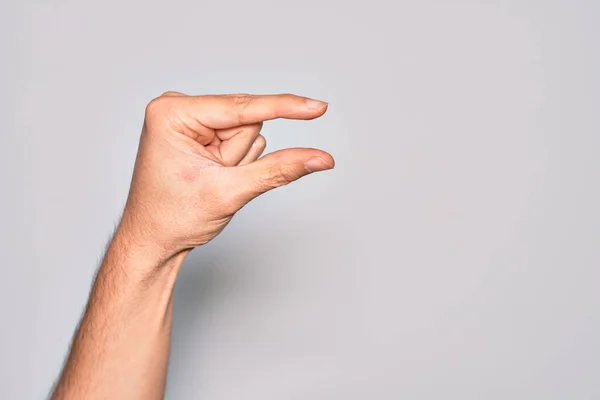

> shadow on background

[{"left": 164, "top": 227, "right": 287, "bottom": 395}]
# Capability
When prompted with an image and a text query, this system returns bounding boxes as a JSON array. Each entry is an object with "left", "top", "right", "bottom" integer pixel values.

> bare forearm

[
  {"left": 52, "top": 228, "right": 187, "bottom": 400},
  {"left": 51, "top": 92, "right": 332, "bottom": 398}
]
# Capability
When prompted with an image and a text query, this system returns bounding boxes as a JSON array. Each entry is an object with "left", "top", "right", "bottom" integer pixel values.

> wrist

[
  {"left": 116, "top": 206, "right": 185, "bottom": 260},
  {"left": 105, "top": 224, "right": 189, "bottom": 284}
]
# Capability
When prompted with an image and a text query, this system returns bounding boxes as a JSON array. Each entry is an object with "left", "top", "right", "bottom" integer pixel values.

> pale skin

[{"left": 50, "top": 92, "right": 334, "bottom": 399}]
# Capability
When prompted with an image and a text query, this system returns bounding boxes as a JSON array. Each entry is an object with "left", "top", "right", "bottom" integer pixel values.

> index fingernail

[{"left": 305, "top": 98, "right": 328, "bottom": 111}]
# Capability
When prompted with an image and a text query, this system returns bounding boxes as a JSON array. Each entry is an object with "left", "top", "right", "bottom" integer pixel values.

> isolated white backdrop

[{"left": 1, "top": 0, "right": 599, "bottom": 398}]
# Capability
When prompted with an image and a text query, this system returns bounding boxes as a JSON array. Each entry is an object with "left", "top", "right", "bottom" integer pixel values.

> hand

[{"left": 118, "top": 92, "right": 334, "bottom": 264}]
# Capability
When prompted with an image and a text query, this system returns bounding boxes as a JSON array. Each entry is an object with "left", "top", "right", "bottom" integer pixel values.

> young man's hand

[
  {"left": 119, "top": 92, "right": 334, "bottom": 265},
  {"left": 51, "top": 93, "right": 334, "bottom": 400}
]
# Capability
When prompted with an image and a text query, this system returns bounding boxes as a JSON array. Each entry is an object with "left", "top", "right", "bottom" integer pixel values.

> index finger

[{"left": 191, "top": 93, "right": 329, "bottom": 129}]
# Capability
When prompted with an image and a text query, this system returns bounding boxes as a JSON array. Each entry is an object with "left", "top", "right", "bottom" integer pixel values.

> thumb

[{"left": 229, "top": 148, "right": 335, "bottom": 204}]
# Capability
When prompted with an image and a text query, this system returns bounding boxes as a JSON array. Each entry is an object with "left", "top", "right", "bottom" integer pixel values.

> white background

[{"left": 1, "top": 0, "right": 599, "bottom": 398}]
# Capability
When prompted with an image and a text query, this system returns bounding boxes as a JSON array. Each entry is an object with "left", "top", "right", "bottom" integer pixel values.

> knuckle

[
  {"left": 230, "top": 93, "right": 254, "bottom": 125},
  {"left": 231, "top": 93, "right": 253, "bottom": 105},
  {"left": 144, "top": 96, "right": 171, "bottom": 119},
  {"left": 279, "top": 166, "right": 299, "bottom": 185},
  {"left": 265, "top": 164, "right": 297, "bottom": 188},
  {"left": 160, "top": 90, "right": 183, "bottom": 97}
]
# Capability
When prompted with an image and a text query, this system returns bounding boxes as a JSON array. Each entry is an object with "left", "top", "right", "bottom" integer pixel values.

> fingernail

[
  {"left": 304, "top": 157, "right": 334, "bottom": 173},
  {"left": 305, "top": 98, "right": 328, "bottom": 111}
]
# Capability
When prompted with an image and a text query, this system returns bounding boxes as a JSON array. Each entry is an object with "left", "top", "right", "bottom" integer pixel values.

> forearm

[
  {"left": 52, "top": 227, "right": 187, "bottom": 400},
  {"left": 50, "top": 92, "right": 332, "bottom": 398}
]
